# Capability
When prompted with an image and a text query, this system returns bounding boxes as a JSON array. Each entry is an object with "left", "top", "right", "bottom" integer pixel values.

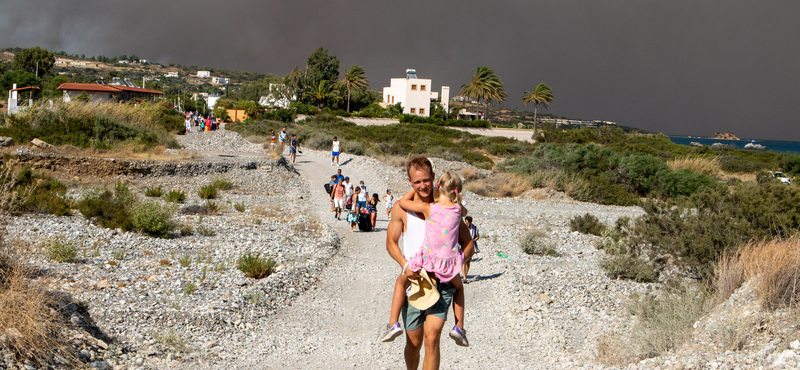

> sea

[{"left": 668, "top": 136, "right": 800, "bottom": 154}]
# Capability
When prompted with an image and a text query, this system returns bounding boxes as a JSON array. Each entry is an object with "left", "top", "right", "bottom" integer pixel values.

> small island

[{"left": 712, "top": 132, "right": 740, "bottom": 140}]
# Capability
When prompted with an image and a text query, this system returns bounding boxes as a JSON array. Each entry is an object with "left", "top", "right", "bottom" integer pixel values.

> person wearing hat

[
  {"left": 383, "top": 156, "right": 475, "bottom": 368},
  {"left": 331, "top": 136, "right": 341, "bottom": 166}
]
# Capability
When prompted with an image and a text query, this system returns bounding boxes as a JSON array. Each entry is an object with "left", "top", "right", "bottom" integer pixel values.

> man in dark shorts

[
  {"left": 385, "top": 155, "right": 475, "bottom": 370},
  {"left": 289, "top": 134, "right": 298, "bottom": 164}
]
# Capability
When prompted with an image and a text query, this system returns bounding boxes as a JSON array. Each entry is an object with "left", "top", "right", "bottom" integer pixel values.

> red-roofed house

[{"left": 57, "top": 83, "right": 164, "bottom": 103}]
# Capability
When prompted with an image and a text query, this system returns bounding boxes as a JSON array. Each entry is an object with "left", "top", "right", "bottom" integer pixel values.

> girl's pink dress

[{"left": 408, "top": 203, "right": 463, "bottom": 283}]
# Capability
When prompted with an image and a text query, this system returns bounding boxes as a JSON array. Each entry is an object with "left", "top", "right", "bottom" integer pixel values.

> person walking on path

[
  {"left": 383, "top": 189, "right": 394, "bottom": 218},
  {"left": 462, "top": 216, "right": 480, "bottom": 281},
  {"left": 384, "top": 156, "right": 475, "bottom": 370},
  {"left": 289, "top": 134, "right": 298, "bottom": 164},
  {"left": 348, "top": 187, "right": 363, "bottom": 232},
  {"left": 185, "top": 116, "right": 192, "bottom": 134},
  {"left": 270, "top": 130, "right": 277, "bottom": 150},
  {"left": 331, "top": 136, "right": 341, "bottom": 166},
  {"left": 279, "top": 127, "right": 288, "bottom": 152},
  {"left": 357, "top": 181, "right": 368, "bottom": 210},
  {"left": 330, "top": 179, "right": 346, "bottom": 220},
  {"left": 367, "top": 193, "right": 380, "bottom": 228},
  {"left": 343, "top": 177, "right": 354, "bottom": 199}
]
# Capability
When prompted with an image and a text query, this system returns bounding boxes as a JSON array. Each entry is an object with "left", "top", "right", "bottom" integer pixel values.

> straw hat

[{"left": 408, "top": 269, "right": 440, "bottom": 310}]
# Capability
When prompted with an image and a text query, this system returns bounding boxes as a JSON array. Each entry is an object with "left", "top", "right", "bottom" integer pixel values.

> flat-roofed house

[{"left": 381, "top": 69, "right": 449, "bottom": 117}]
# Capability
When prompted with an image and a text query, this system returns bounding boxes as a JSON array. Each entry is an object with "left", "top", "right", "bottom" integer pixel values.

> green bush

[
  {"left": 211, "top": 177, "right": 233, "bottom": 190},
  {"left": 569, "top": 213, "right": 606, "bottom": 236},
  {"left": 145, "top": 186, "right": 164, "bottom": 197},
  {"left": 198, "top": 185, "right": 217, "bottom": 199},
  {"left": 520, "top": 231, "right": 559, "bottom": 257},
  {"left": 204, "top": 200, "right": 221, "bottom": 214},
  {"left": 237, "top": 252, "right": 276, "bottom": 279},
  {"left": 77, "top": 181, "right": 136, "bottom": 231},
  {"left": 717, "top": 155, "right": 764, "bottom": 173},
  {"left": 164, "top": 190, "right": 186, "bottom": 203},
  {"left": 183, "top": 282, "right": 198, "bottom": 295},
  {"left": 631, "top": 181, "right": 800, "bottom": 278},
  {"left": 600, "top": 254, "right": 656, "bottom": 283},
  {"left": 262, "top": 108, "right": 297, "bottom": 123},
  {"left": 130, "top": 201, "right": 177, "bottom": 238},
  {"left": 233, "top": 201, "right": 246, "bottom": 212},
  {"left": 46, "top": 238, "right": 78, "bottom": 263},
  {"left": 10, "top": 166, "right": 71, "bottom": 216},
  {"left": 197, "top": 226, "right": 216, "bottom": 236},
  {"left": 179, "top": 223, "right": 194, "bottom": 236}
]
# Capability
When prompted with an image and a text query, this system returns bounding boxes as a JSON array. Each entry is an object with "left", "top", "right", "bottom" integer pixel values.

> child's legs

[
  {"left": 449, "top": 275, "right": 466, "bottom": 329},
  {"left": 389, "top": 274, "right": 410, "bottom": 324}
]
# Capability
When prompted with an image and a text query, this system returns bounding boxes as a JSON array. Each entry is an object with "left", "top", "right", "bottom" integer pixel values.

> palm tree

[
  {"left": 303, "top": 80, "right": 339, "bottom": 110},
  {"left": 459, "top": 66, "right": 507, "bottom": 122},
  {"left": 339, "top": 65, "right": 369, "bottom": 112},
  {"left": 522, "top": 83, "right": 554, "bottom": 139}
]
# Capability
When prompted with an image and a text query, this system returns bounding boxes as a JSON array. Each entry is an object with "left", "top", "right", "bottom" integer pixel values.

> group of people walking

[
  {"left": 184, "top": 111, "right": 220, "bottom": 133},
  {"left": 327, "top": 168, "right": 390, "bottom": 232}
]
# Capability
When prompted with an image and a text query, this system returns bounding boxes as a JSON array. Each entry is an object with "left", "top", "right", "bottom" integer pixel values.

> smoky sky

[{"left": 2, "top": 0, "right": 800, "bottom": 141}]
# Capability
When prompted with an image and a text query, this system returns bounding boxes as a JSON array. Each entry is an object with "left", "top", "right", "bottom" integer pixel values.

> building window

[
  {"left": 410, "top": 108, "right": 416, "bottom": 114},
  {"left": 391, "top": 96, "right": 394, "bottom": 104},
  {"left": 411, "top": 85, "right": 417, "bottom": 91},
  {"left": 420, "top": 108, "right": 425, "bottom": 115},
  {"left": 421, "top": 85, "right": 426, "bottom": 91}
]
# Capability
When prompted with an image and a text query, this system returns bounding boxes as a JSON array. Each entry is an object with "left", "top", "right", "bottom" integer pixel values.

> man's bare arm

[{"left": 386, "top": 205, "right": 408, "bottom": 269}]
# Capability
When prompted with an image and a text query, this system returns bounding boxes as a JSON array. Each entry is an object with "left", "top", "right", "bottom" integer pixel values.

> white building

[
  {"left": 382, "top": 69, "right": 449, "bottom": 117},
  {"left": 165, "top": 72, "right": 179, "bottom": 78},
  {"left": 211, "top": 77, "right": 230, "bottom": 84},
  {"left": 7, "top": 84, "right": 39, "bottom": 114},
  {"left": 197, "top": 71, "right": 211, "bottom": 78}
]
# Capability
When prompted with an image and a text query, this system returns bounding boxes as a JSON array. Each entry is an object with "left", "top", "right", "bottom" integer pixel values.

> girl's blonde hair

[{"left": 433, "top": 171, "right": 463, "bottom": 204}]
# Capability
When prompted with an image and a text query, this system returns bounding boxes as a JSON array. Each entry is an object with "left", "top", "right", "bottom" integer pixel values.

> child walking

[
  {"left": 381, "top": 171, "right": 469, "bottom": 346},
  {"left": 382, "top": 189, "right": 393, "bottom": 218}
]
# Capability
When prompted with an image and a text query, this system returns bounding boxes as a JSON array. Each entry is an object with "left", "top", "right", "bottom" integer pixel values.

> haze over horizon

[{"left": 2, "top": 0, "right": 799, "bottom": 141}]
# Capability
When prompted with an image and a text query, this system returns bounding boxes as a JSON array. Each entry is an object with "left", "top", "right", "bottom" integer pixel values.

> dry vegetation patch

[
  {"left": 667, "top": 155, "right": 723, "bottom": 178},
  {"left": 462, "top": 170, "right": 531, "bottom": 198}
]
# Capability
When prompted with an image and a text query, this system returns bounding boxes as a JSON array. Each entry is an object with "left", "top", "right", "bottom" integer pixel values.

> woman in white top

[
  {"left": 331, "top": 137, "right": 341, "bottom": 166},
  {"left": 383, "top": 189, "right": 393, "bottom": 217}
]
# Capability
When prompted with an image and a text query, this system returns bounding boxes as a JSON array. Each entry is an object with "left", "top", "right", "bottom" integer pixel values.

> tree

[
  {"left": 12, "top": 46, "right": 55, "bottom": 77},
  {"left": 459, "top": 66, "right": 506, "bottom": 123},
  {"left": 522, "top": 83, "right": 554, "bottom": 140},
  {"left": 303, "top": 80, "right": 339, "bottom": 110},
  {"left": 300, "top": 47, "right": 339, "bottom": 104},
  {"left": 0, "top": 70, "right": 39, "bottom": 92},
  {"left": 339, "top": 65, "right": 369, "bottom": 112}
]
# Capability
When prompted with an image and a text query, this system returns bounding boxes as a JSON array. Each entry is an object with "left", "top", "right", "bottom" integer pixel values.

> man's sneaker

[
  {"left": 449, "top": 325, "right": 469, "bottom": 347},
  {"left": 331, "top": 162, "right": 334, "bottom": 166},
  {"left": 381, "top": 322, "right": 403, "bottom": 342}
]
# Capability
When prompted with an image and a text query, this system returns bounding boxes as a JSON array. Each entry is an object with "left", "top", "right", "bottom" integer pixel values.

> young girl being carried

[{"left": 380, "top": 171, "right": 469, "bottom": 346}]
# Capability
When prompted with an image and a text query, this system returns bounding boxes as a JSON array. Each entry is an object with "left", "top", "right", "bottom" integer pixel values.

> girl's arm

[{"left": 396, "top": 191, "right": 431, "bottom": 217}]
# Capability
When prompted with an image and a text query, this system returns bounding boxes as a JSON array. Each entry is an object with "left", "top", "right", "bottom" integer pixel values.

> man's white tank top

[
  {"left": 402, "top": 210, "right": 425, "bottom": 259},
  {"left": 332, "top": 140, "right": 340, "bottom": 152}
]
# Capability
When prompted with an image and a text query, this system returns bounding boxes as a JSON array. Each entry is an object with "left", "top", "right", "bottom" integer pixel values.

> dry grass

[
  {"left": 14, "top": 100, "right": 169, "bottom": 130},
  {"left": 667, "top": 155, "right": 723, "bottom": 178},
  {"left": 376, "top": 155, "right": 408, "bottom": 169},
  {"left": 527, "top": 168, "right": 587, "bottom": 198},
  {"left": 252, "top": 203, "right": 284, "bottom": 219},
  {"left": 595, "top": 331, "right": 635, "bottom": 367},
  {"left": 716, "top": 238, "right": 800, "bottom": 310},
  {"left": 460, "top": 167, "right": 485, "bottom": 182},
  {"left": 464, "top": 172, "right": 531, "bottom": 198},
  {"left": 246, "top": 135, "right": 268, "bottom": 144}
]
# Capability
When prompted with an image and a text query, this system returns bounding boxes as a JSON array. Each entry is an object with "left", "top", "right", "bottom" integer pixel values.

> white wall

[{"left": 383, "top": 78, "right": 433, "bottom": 117}]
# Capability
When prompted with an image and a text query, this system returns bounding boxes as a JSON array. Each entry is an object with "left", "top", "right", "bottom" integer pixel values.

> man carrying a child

[{"left": 385, "top": 156, "right": 475, "bottom": 370}]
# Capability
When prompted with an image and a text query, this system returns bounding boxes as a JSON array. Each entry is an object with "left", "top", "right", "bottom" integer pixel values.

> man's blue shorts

[{"left": 332, "top": 151, "right": 340, "bottom": 156}]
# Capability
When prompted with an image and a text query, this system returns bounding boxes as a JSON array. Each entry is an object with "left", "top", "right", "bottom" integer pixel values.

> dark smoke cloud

[{"left": 3, "top": 0, "right": 800, "bottom": 141}]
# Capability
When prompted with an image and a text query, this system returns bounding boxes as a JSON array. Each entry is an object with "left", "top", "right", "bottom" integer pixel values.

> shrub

[
  {"left": 237, "top": 252, "right": 276, "bottom": 279},
  {"left": 600, "top": 254, "right": 656, "bottom": 283},
  {"left": 178, "top": 254, "right": 192, "bottom": 268},
  {"left": 130, "top": 201, "right": 176, "bottom": 238},
  {"left": 159, "top": 259, "right": 171, "bottom": 266},
  {"left": 197, "top": 226, "right": 216, "bottom": 237},
  {"left": 45, "top": 238, "right": 78, "bottom": 263},
  {"left": 520, "top": 230, "right": 558, "bottom": 256},
  {"left": 233, "top": 201, "right": 246, "bottom": 212},
  {"left": 77, "top": 181, "right": 135, "bottom": 231},
  {"left": 112, "top": 249, "right": 126, "bottom": 261},
  {"left": 198, "top": 185, "right": 217, "bottom": 199},
  {"left": 164, "top": 189, "right": 186, "bottom": 203},
  {"left": 211, "top": 177, "right": 233, "bottom": 190},
  {"left": 464, "top": 172, "right": 532, "bottom": 198},
  {"left": 10, "top": 166, "right": 71, "bottom": 216},
  {"left": 145, "top": 186, "right": 164, "bottom": 197},
  {"left": 180, "top": 204, "right": 208, "bottom": 215},
  {"left": 204, "top": 200, "right": 221, "bottom": 214},
  {"left": 179, "top": 223, "right": 194, "bottom": 236},
  {"left": 569, "top": 213, "right": 606, "bottom": 236},
  {"left": 183, "top": 282, "right": 197, "bottom": 295}
]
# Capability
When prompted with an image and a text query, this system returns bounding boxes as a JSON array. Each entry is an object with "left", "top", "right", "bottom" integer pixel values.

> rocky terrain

[{"left": 2, "top": 130, "right": 799, "bottom": 369}]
